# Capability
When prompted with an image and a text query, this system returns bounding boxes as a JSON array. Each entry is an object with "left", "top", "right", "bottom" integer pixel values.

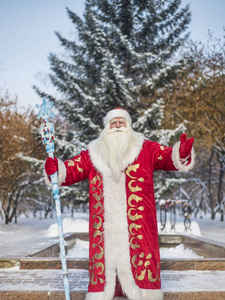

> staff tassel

[{"left": 36, "top": 98, "right": 70, "bottom": 300}]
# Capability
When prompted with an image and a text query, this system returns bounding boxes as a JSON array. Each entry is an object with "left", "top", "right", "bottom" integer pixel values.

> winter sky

[{"left": 0, "top": 0, "right": 225, "bottom": 110}]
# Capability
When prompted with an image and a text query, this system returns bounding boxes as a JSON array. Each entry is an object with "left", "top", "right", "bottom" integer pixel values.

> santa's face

[{"left": 109, "top": 117, "right": 126, "bottom": 129}]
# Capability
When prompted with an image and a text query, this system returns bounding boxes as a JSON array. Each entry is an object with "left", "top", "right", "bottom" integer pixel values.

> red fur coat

[{"left": 45, "top": 135, "right": 194, "bottom": 300}]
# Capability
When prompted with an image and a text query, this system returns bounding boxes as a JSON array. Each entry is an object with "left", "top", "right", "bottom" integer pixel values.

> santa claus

[{"left": 44, "top": 108, "right": 195, "bottom": 300}]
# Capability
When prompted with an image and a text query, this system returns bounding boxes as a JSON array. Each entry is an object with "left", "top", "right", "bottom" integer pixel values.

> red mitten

[
  {"left": 179, "top": 134, "right": 194, "bottom": 159},
  {"left": 45, "top": 157, "right": 58, "bottom": 175}
]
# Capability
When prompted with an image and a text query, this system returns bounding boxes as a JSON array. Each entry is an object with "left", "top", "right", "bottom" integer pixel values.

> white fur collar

[{"left": 87, "top": 132, "right": 145, "bottom": 175}]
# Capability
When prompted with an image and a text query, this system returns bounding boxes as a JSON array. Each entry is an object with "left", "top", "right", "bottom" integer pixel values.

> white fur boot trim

[
  {"left": 44, "top": 159, "right": 67, "bottom": 187},
  {"left": 85, "top": 292, "right": 107, "bottom": 300},
  {"left": 140, "top": 288, "right": 163, "bottom": 300},
  {"left": 172, "top": 141, "right": 195, "bottom": 172}
]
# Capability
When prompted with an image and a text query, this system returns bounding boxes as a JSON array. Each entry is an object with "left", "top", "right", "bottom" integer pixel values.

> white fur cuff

[
  {"left": 44, "top": 159, "right": 67, "bottom": 187},
  {"left": 172, "top": 141, "right": 195, "bottom": 172}
]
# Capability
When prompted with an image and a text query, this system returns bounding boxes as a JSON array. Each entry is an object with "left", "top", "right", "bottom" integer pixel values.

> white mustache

[{"left": 108, "top": 127, "right": 130, "bottom": 134}]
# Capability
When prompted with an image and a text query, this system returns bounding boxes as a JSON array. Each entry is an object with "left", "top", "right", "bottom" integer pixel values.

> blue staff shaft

[
  {"left": 36, "top": 98, "right": 70, "bottom": 300},
  {"left": 49, "top": 153, "right": 70, "bottom": 300}
]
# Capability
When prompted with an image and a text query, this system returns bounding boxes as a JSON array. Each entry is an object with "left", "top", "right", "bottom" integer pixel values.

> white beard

[{"left": 97, "top": 124, "right": 139, "bottom": 182}]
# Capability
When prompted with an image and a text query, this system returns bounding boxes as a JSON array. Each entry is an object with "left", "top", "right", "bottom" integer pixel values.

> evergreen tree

[
  {"left": 90, "top": 0, "right": 191, "bottom": 94},
  {"left": 33, "top": 0, "right": 191, "bottom": 203},
  {"left": 34, "top": 0, "right": 191, "bottom": 141}
]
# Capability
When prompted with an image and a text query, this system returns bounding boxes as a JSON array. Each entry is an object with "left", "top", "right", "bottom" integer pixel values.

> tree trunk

[
  {"left": 218, "top": 162, "right": 224, "bottom": 222},
  {"left": 208, "top": 151, "right": 215, "bottom": 219}
]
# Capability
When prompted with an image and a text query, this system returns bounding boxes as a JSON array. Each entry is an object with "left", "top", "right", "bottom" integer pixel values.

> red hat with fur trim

[{"left": 103, "top": 107, "right": 132, "bottom": 127}]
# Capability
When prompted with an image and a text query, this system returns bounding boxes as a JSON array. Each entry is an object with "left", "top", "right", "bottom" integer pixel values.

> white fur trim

[
  {"left": 44, "top": 159, "right": 67, "bottom": 187},
  {"left": 88, "top": 132, "right": 145, "bottom": 175},
  {"left": 141, "top": 288, "right": 163, "bottom": 300},
  {"left": 86, "top": 289, "right": 163, "bottom": 300},
  {"left": 172, "top": 141, "right": 195, "bottom": 172},
  {"left": 85, "top": 292, "right": 105, "bottom": 300},
  {"left": 87, "top": 135, "right": 145, "bottom": 300},
  {"left": 103, "top": 108, "right": 132, "bottom": 127}
]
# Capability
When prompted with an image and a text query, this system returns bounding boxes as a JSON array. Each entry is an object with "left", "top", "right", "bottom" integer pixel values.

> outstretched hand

[
  {"left": 179, "top": 134, "right": 194, "bottom": 159},
  {"left": 45, "top": 157, "right": 58, "bottom": 175}
]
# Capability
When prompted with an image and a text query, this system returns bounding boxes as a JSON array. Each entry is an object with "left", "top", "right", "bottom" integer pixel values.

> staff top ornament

[
  {"left": 36, "top": 98, "right": 55, "bottom": 154},
  {"left": 35, "top": 97, "right": 55, "bottom": 122}
]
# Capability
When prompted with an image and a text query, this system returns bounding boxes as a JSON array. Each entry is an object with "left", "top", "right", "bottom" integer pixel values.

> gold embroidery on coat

[
  {"left": 93, "top": 230, "right": 103, "bottom": 243},
  {"left": 89, "top": 261, "right": 105, "bottom": 285},
  {"left": 128, "top": 208, "right": 143, "bottom": 221},
  {"left": 130, "top": 235, "right": 143, "bottom": 249},
  {"left": 128, "top": 194, "right": 143, "bottom": 207},
  {"left": 136, "top": 269, "right": 146, "bottom": 281},
  {"left": 92, "top": 187, "right": 102, "bottom": 201},
  {"left": 137, "top": 234, "right": 143, "bottom": 240},
  {"left": 67, "top": 160, "right": 75, "bottom": 167},
  {"left": 93, "top": 215, "right": 102, "bottom": 229},
  {"left": 134, "top": 253, "right": 161, "bottom": 283},
  {"left": 93, "top": 202, "right": 103, "bottom": 214},
  {"left": 126, "top": 164, "right": 145, "bottom": 255},
  {"left": 160, "top": 146, "right": 165, "bottom": 150},
  {"left": 145, "top": 261, "right": 150, "bottom": 268},
  {"left": 147, "top": 263, "right": 161, "bottom": 283},
  {"left": 131, "top": 254, "right": 138, "bottom": 268},
  {"left": 90, "top": 273, "right": 98, "bottom": 285},
  {"left": 91, "top": 173, "right": 104, "bottom": 285},
  {"left": 129, "top": 223, "right": 142, "bottom": 235},
  {"left": 147, "top": 270, "right": 158, "bottom": 282},
  {"left": 131, "top": 254, "right": 144, "bottom": 268},
  {"left": 130, "top": 237, "right": 140, "bottom": 249},
  {"left": 71, "top": 156, "right": 84, "bottom": 172},
  {"left": 158, "top": 155, "right": 163, "bottom": 160},
  {"left": 91, "top": 175, "right": 102, "bottom": 187},
  {"left": 77, "top": 165, "right": 84, "bottom": 172},
  {"left": 138, "top": 206, "right": 144, "bottom": 211},
  {"left": 74, "top": 157, "right": 81, "bottom": 162},
  {"left": 126, "top": 164, "right": 140, "bottom": 179},
  {"left": 128, "top": 180, "right": 143, "bottom": 192},
  {"left": 138, "top": 177, "right": 144, "bottom": 182},
  {"left": 93, "top": 244, "right": 104, "bottom": 260},
  {"left": 95, "top": 262, "right": 104, "bottom": 274}
]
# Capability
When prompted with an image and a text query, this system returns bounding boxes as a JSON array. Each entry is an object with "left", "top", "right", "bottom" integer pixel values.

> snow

[
  {"left": 161, "top": 270, "right": 225, "bottom": 292},
  {"left": 67, "top": 239, "right": 203, "bottom": 259},
  {"left": 0, "top": 210, "right": 224, "bottom": 258},
  {"left": 67, "top": 238, "right": 89, "bottom": 258},
  {"left": 160, "top": 243, "right": 203, "bottom": 258},
  {"left": 47, "top": 215, "right": 89, "bottom": 237},
  {"left": 0, "top": 211, "right": 89, "bottom": 258},
  {"left": 0, "top": 210, "right": 225, "bottom": 293}
]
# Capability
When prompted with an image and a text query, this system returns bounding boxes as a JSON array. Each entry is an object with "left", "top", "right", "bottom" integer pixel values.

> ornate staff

[{"left": 36, "top": 98, "right": 70, "bottom": 300}]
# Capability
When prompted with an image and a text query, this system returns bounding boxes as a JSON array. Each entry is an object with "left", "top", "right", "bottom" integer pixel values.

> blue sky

[{"left": 0, "top": 0, "right": 224, "bottom": 109}]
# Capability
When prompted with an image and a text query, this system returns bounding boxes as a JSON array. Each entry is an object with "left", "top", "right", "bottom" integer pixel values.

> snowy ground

[
  {"left": 0, "top": 209, "right": 224, "bottom": 258},
  {"left": 0, "top": 211, "right": 89, "bottom": 258},
  {"left": 67, "top": 238, "right": 203, "bottom": 259},
  {"left": 0, "top": 210, "right": 225, "bottom": 294}
]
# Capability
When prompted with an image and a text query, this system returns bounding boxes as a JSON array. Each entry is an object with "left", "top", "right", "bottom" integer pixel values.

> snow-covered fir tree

[
  {"left": 34, "top": 0, "right": 191, "bottom": 141},
  {"left": 33, "top": 0, "right": 191, "bottom": 203}
]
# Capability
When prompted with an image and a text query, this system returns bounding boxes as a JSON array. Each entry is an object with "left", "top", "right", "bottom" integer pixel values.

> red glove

[
  {"left": 179, "top": 134, "right": 194, "bottom": 159},
  {"left": 45, "top": 157, "right": 58, "bottom": 175}
]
